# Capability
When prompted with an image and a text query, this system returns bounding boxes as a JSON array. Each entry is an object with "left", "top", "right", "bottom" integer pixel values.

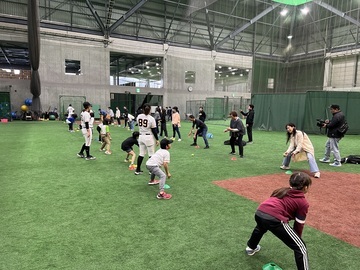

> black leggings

[{"left": 247, "top": 211, "right": 309, "bottom": 270}]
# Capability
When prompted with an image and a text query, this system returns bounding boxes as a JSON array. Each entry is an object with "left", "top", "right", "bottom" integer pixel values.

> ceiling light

[
  {"left": 301, "top": 7, "right": 310, "bottom": 15},
  {"left": 232, "top": 72, "right": 235, "bottom": 75},
  {"left": 218, "top": 65, "right": 222, "bottom": 68},
  {"left": 240, "top": 74, "right": 244, "bottom": 76},
  {"left": 228, "top": 67, "right": 232, "bottom": 70},
  {"left": 280, "top": 9, "right": 288, "bottom": 16},
  {"left": 287, "top": 35, "right": 293, "bottom": 39}
]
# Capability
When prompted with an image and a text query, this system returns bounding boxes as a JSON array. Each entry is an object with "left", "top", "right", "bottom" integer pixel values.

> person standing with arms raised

[
  {"left": 134, "top": 104, "right": 159, "bottom": 175},
  {"left": 240, "top": 104, "right": 255, "bottom": 144}
]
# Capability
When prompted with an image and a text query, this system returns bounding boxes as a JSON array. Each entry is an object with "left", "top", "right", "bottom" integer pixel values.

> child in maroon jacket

[{"left": 245, "top": 172, "right": 312, "bottom": 270}]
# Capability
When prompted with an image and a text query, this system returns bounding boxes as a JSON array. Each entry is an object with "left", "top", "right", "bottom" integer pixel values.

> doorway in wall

[
  {"left": 59, "top": 95, "right": 86, "bottom": 120},
  {"left": 0, "top": 92, "right": 11, "bottom": 120}
]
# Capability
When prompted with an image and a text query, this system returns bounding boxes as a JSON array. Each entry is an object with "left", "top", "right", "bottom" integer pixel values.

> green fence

[
  {"left": 252, "top": 91, "right": 360, "bottom": 134},
  {"left": 186, "top": 97, "right": 251, "bottom": 120}
]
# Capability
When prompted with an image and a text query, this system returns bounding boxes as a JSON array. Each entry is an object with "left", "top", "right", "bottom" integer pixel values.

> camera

[{"left": 316, "top": 118, "right": 325, "bottom": 127}]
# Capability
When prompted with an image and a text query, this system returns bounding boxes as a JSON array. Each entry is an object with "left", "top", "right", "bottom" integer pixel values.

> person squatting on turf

[
  {"left": 77, "top": 102, "right": 96, "bottom": 160},
  {"left": 246, "top": 172, "right": 312, "bottom": 270},
  {"left": 99, "top": 120, "right": 112, "bottom": 155},
  {"left": 319, "top": 104, "right": 346, "bottom": 167},
  {"left": 135, "top": 104, "right": 160, "bottom": 175},
  {"left": 171, "top": 106, "right": 182, "bottom": 141},
  {"left": 66, "top": 113, "right": 77, "bottom": 132},
  {"left": 121, "top": 131, "right": 139, "bottom": 169},
  {"left": 188, "top": 115, "right": 209, "bottom": 149},
  {"left": 224, "top": 111, "right": 246, "bottom": 157},
  {"left": 240, "top": 104, "right": 255, "bottom": 144},
  {"left": 146, "top": 138, "right": 173, "bottom": 200},
  {"left": 281, "top": 123, "right": 320, "bottom": 178}
]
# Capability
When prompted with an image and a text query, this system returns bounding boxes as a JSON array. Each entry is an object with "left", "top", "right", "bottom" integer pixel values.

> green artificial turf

[{"left": 0, "top": 120, "right": 359, "bottom": 270}]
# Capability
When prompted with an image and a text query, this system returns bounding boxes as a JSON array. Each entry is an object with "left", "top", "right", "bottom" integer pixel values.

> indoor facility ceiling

[{"left": 1, "top": 0, "right": 360, "bottom": 75}]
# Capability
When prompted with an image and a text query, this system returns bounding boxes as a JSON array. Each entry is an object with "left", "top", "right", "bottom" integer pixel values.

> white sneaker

[
  {"left": 314, "top": 172, "right": 320, "bottom": 178},
  {"left": 280, "top": 165, "right": 290, "bottom": 170},
  {"left": 329, "top": 162, "right": 341, "bottom": 167},
  {"left": 104, "top": 151, "right": 111, "bottom": 155},
  {"left": 178, "top": 139, "right": 182, "bottom": 142},
  {"left": 319, "top": 157, "right": 330, "bottom": 163},
  {"left": 245, "top": 245, "right": 261, "bottom": 256}
]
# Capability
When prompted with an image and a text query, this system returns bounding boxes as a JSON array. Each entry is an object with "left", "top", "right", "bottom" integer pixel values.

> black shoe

[
  {"left": 134, "top": 170, "right": 143, "bottom": 175},
  {"left": 77, "top": 153, "right": 85, "bottom": 158},
  {"left": 204, "top": 145, "right": 209, "bottom": 149},
  {"left": 190, "top": 143, "right": 197, "bottom": 146},
  {"left": 229, "top": 152, "right": 236, "bottom": 155},
  {"left": 85, "top": 155, "right": 96, "bottom": 160},
  {"left": 239, "top": 155, "right": 244, "bottom": 158}
]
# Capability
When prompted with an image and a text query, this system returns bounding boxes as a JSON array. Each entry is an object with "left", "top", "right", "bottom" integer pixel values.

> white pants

[{"left": 139, "top": 134, "right": 155, "bottom": 157}]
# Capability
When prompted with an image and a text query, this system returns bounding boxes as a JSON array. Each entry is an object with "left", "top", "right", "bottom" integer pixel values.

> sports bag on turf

[{"left": 340, "top": 155, "right": 360, "bottom": 164}]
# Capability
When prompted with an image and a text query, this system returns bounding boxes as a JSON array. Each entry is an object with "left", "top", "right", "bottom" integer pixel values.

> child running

[
  {"left": 121, "top": 131, "right": 140, "bottom": 170},
  {"left": 245, "top": 172, "right": 312, "bottom": 270},
  {"left": 146, "top": 138, "right": 173, "bottom": 200}
]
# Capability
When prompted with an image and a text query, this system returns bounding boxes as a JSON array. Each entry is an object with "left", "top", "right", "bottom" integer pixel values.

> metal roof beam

[
  {"left": 108, "top": 0, "right": 148, "bottom": 35},
  {"left": 85, "top": 0, "right": 106, "bottom": 35},
  {"left": 204, "top": 1, "right": 214, "bottom": 50},
  {"left": 313, "top": 0, "right": 360, "bottom": 27},
  {"left": 215, "top": 3, "right": 280, "bottom": 50}
]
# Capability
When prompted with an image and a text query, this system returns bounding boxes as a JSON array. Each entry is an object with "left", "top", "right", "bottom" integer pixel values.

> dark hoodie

[{"left": 257, "top": 189, "right": 309, "bottom": 237}]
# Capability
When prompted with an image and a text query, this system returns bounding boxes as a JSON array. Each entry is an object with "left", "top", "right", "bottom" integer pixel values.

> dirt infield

[{"left": 213, "top": 171, "right": 360, "bottom": 248}]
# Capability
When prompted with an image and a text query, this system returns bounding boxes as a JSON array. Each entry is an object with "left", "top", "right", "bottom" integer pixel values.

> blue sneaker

[{"left": 245, "top": 245, "right": 261, "bottom": 256}]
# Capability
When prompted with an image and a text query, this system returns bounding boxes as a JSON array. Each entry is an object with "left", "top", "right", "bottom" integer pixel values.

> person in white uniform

[
  {"left": 134, "top": 104, "right": 159, "bottom": 175},
  {"left": 77, "top": 102, "right": 96, "bottom": 160}
]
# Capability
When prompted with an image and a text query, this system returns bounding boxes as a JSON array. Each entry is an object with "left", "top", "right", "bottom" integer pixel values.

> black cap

[
  {"left": 160, "top": 138, "right": 173, "bottom": 149},
  {"left": 83, "top": 101, "right": 92, "bottom": 108},
  {"left": 330, "top": 104, "right": 340, "bottom": 110}
]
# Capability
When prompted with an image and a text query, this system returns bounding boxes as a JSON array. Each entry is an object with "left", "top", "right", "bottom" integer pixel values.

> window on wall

[
  {"left": 65, "top": 59, "right": 82, "bottom": 75},
  {"left": 185, "top": 71, "right": 196, "bottom": 84},
  {"left": 215, "top": 65, "right": 251, "bottom": 92},
  {"left": 110, "top": 53, "right": 163, "bottom": 88}
]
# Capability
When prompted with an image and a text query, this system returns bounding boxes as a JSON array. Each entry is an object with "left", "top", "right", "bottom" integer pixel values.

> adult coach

[
  {"left": 188, "top": 115, "right": 209, "bottom": 149},
  {"left": 240, "top": 104, "right": 255, "bottom": 144},
  {"left": 77, "top": 101, "right": 96, "bottom": 160},
  {"left": 134, "top": 104, "right": 159, "bottom": 175},
  {"left": 319, "top": 104, "right": 346, "bottom": 167},
  {"left": 224, "top": 111, "right": 246, "bottom": 158}
]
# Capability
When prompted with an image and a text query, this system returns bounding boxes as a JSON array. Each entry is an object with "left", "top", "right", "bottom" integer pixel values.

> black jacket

[
  {"left": 326, "top": 111, "right": 345, "bottom": 138},
  {"left": 240, "top": 110, "right": 254, "bottom": 125}
]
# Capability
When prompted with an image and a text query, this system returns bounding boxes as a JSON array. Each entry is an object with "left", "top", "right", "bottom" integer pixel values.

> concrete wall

[{"left": 0, "top": 23, "right": 253, "bottom": 117}]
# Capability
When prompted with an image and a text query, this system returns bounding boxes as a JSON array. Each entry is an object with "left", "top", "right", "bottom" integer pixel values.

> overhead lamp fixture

[
  {"left": 287, "top": 34, "right": 293, "bottom": 39},
  {"left": 301, "top": 6, "right": 310, "bottom": 15},
  {"left": 280, "top": 9, "right": 288, "bottom": 16},
  {"left": 14, "top": 70, "right": 20, "bottom": 75}
]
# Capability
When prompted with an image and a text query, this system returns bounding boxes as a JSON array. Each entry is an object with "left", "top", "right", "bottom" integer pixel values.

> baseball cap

[
  {"left": 160, "top": 138, "right": 173, "bottom": 149},
  {"left": 83, "top": 101, "right": 92, "bottom": 108}
]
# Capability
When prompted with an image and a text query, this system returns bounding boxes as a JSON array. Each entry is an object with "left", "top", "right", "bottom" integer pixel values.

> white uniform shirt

[
  {"left": 136, "top": 113, "right": 156, "bottom": 134},
  {"left": 81, "top": 110, "right": 91, "bottom": 129},
  {"left": 146, "top": 149, "right": 170, "bottom": 167},
  {"left": 67, "top": 106, "right": 74, "bottom": 115}
]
